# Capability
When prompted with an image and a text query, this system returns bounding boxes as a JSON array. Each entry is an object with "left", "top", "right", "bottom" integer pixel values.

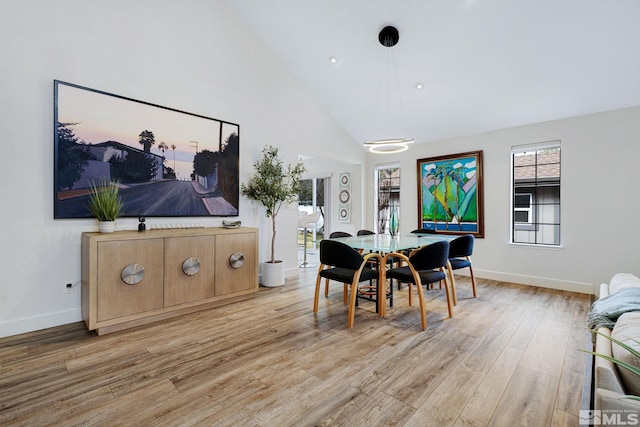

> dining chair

[
  {"left": 313, "top": 239, "right": 383, "bottom": 328},
  {"left": 447, "top": 234, "right": 477, "bottom": 305},
  {"left": 329, "top": 231, "right": 352, "bottom": 238},
  {"left": 357, "top": 229, "right": 375, "bottom": 236},
  {"left": 325, "top": 232, "right": 353, "bottom": 299},
  {"left": 382, "top": 240, "right": 452, "bottom": 331},
  {"left": 411, "top": 228, "right": 437, "bottom": 234},
  {"left": 390, "top": 229, "right": 435, "bottom": 289}
]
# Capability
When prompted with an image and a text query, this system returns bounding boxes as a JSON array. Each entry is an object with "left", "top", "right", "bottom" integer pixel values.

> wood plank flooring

[{"left": 0, "top": 269, "right": 591, "bottom": 426}]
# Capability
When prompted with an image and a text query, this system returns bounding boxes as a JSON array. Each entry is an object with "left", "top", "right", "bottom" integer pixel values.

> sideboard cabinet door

[
  {"left": 215, "top": 232, "right": 258, "bottom": 296},
  {"left": 164, "top": 235, "right": 216, "bottom": 307},
  {"left": 96, "top": 239, "right": 164, "bottom": 322}
]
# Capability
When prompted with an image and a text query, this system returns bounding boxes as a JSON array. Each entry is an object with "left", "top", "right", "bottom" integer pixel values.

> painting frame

[
  {"left": 416, "top": 150, "right": 484, "bottom": 238},
  {"left": 53, "top": 80, "right": 240, "bottom": 219}
]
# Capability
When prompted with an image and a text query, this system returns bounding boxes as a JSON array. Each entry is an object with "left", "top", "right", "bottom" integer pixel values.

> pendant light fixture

[{"left": 364, "top": 25, "right": 414, "bottom": 154}]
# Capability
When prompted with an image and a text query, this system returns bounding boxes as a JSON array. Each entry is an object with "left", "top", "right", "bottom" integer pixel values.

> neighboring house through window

[{"left": 511, "top": 141, "right": 561, "bottom": 246}]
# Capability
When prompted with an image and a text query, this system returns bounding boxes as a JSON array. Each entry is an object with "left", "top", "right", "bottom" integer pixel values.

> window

[
  {"left": 375, "top": 165, "right": 400, "bottom": 234},
  {"left": 513, "top": 193, "right": 532, "bottom": 223},
  {"left": 511, "top": 142, "right": 560, "bottom": 246}
]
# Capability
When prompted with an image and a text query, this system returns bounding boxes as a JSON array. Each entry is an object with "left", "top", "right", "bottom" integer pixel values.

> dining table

[{"left": 328, "top": 232, "right": 458, "bottom": 316}]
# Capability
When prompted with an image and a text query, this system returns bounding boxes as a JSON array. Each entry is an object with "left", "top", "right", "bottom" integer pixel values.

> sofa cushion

[
  {"left": 611, "top": 311, "right": 640, "bottom": 396},
  {"left": 610, "top": 273, "right": 640, "bottom": 295}
]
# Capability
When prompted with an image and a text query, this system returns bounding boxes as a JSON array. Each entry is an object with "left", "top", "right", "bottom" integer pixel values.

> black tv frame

[{"left": 53, "top": 80, "right": 239, "bottom": 219}]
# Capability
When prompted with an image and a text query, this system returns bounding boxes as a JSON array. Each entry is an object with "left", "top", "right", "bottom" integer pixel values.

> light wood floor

[{"left": 0, "top": 269, "right": 591, "bottom": 426}]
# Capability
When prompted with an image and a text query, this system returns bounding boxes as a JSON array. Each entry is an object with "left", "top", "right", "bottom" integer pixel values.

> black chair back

[
  {"left": 411, "top": 228, "right": 437, "bottom": 234},
  {"left": 357, "top": 229, "right": 375, "bottom": 236},
  {"left": 329, "top": 231, "right": 352, "bottom": 238},
  {"left": 319, "top": 239, "right": 364, "bottom": 270},
  {"left": 449, "top": 235, "right": 474, "bottom": 258},
  {"left": 409, "top": 240, "right": 450, "bottom": 270}
]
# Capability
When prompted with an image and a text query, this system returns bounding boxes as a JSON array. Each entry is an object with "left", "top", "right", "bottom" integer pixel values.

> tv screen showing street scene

[{"left": 53, "top": 80, "right": 239, "bottom": 218}]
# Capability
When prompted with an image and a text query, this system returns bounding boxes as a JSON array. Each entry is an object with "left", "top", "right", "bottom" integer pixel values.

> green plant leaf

[
  {"left": 86, "top": 180, "right": 124, "bottom": 221},
  {"left": 582, "top": 329, "right": 640, "bottom": 397},
  {"left": 240, "top": 145, "right": 305, "bottom": 262}
]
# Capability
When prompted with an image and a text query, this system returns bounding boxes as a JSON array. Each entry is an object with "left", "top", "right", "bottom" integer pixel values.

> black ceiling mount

[{"left": 378, "top": 25, "right": 399, "bottom": 48}]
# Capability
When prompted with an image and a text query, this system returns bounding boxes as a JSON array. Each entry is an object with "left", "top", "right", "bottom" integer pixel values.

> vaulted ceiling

[{"left": 225, "top": 0, "right": 640, "bottom": 148}]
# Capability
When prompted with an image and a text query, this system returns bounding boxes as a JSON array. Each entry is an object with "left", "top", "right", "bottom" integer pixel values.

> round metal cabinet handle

[
  {"left": 229, "top": 252, "right": 244, "bottom": 269},
  {"left": 182, "top": 257, "right": 201, "bottom": 276},
  {"left": 121, "top": 263, "right": 145, "bottom": 285}
]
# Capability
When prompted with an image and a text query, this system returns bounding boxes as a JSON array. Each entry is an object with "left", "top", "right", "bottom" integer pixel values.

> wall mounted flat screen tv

[{"left": 54, "top": 80, "right": 239, "bottom": 219}]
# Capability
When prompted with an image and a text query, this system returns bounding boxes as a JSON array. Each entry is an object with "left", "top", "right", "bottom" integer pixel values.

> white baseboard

[
  {"left": 0, "top": 308, "right": 83, "bottom": 339},
  {"left": 471, "top": 268, "right": 595, "bottom": 295}
]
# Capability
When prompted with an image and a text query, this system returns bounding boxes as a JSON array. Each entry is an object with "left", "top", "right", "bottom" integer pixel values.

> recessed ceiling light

[
  {"left": 415, "top": 82, "right": 424, "bottom": 89},
  {"left": 329, "top": 57, "right": 338, "bottom": 64}
]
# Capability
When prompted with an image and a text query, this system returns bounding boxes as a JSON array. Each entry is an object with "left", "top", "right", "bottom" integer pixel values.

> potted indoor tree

[
  {"left": 241, "top": 145, "right": 305, "bottom": 287},
  {"left": 86, "top": 180, "right": 124, "bottom": 233}
]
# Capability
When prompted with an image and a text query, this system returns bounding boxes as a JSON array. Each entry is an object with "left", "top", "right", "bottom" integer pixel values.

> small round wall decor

[{"left": 339, "top": 189, "right": 351, "bottom": 204}]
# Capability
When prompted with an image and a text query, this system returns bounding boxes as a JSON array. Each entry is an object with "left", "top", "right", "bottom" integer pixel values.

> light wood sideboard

[{"left": 81, "top": 227, "right": 258, "bottom": 335}]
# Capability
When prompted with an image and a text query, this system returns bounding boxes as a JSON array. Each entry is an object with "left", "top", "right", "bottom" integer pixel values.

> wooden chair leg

[
  {"left": 347, "top": 280, "right": 358, "bottom": 328},
  {"left": 343, "top": 284, "right": 348, "bottom": 304},
  {"left": 324, "top": 278, "right": 330, "bottom": 296},
  {"left": 441, "top": 268, "right": 454, "bottom": 318},
  {"left": 468, "top": 261, "right": 477, "bottom": 298},
  {"left": 313, "top": 273, "right": 323, "bottom": 313},
  {"left": 447, "top": 261, "right": 458, "bottom": 306},
  {"left": 415, "top": 280, "right": 427, "bottom": 331},
  {"left": 378, "top": 269, "right": 387, "bottom": 318}
]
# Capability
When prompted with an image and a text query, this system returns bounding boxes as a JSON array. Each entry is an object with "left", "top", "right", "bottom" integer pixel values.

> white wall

[
  {"left": 0, "top": 0, "right": 365, "bottom": 338},
  {"left": 366, "top": 106, "right": 640, "bottom": 294}
]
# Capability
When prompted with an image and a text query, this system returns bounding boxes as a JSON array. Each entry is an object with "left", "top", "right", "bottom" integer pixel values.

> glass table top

[{"left": 329, "top": 233, "right": 457, "bottom": 252}]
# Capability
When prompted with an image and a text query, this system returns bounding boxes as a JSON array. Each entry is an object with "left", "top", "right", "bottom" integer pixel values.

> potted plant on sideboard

[
  {"left": 241, "top": 145, "right": 305, "bottom": 287},
  {"left": 86, "top": 180, "right": 124, "bottom": 233}
]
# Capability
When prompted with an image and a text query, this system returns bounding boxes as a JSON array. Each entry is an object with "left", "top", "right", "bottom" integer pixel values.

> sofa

[{"left": 592, "top": 273, "right": 640, "bottom": 418}]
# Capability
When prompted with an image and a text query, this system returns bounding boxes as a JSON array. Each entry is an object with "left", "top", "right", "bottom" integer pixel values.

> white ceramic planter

[
  {"left": 98, "top": 221, "right": 115, "bottom": 233},
  {"left": 261, "top": 261, "right": 285, "bottom": 287}
]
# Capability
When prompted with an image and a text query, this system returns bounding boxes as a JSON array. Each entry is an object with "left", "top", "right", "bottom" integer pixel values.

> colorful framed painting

[{"left": 416, "top": 150, "right": 484, "bottom": 237}]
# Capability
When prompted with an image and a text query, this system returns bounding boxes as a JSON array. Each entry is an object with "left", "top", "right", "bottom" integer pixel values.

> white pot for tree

[{"left": 261, "top": 261, "right": 285, "bottom": 287}]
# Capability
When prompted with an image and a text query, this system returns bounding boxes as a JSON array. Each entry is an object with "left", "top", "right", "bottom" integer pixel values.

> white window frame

[
  {"left": 510, "top": 140, "right": 561, "bottom": 247},
  {"left": 513, "top": 193, "right": 533, "bottom": 224}
]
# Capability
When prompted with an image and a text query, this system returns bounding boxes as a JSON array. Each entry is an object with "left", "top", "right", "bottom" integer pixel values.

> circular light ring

[
  {"left": 369, "top": 143, "right": 409, "bottom": 154},
  {"left": 363, "top": 138, "right": 415, "bottom": 146}
]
